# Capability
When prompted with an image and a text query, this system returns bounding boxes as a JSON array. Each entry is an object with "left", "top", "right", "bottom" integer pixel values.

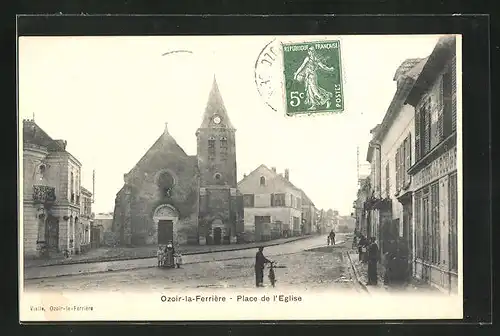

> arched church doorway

[
  {"left": 153, "top": 204, "right": 179, "bottom": 246},
  {"left": 211, "top": 219, "right": 224, "bottom": 245}
]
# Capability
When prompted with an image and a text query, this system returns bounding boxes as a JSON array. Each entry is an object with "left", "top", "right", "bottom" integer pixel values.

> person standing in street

[
  {"left": 367, "top": 237, "right": 379, "bottom": 286},
  {"left": 255, "top": 246, "right": 271, "bottom": 287},
  {"left": 329, "top": 230, "right": 336, "bottom": 245},
  {"left": 358, "top": 235, "right": 367, "bottom": 262}
]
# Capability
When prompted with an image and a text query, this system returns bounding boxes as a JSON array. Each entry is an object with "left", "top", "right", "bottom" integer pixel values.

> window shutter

[
  {"left": 405, "top": 134, "right": 411, "bottom": 185},
  {"left": 400, "top": 144, "right": 404, "bottom": 189},
  {"left": 423, "top": 100, "right": 431, "bottom": 154},
  {"left": 271, "top": 193, "right": 275, "bottom": 207},
  {"left": 438, "top": 79, "right": 444, "bottom": 141},
  {"left": 385, "top": 163, "right": 390, "bottom": 198},
  {"left": 395, "top": 149, "right": 400, "bottom": 192},
  {"left": 415, "top": 105, "right": 421, "bottom": 161}
]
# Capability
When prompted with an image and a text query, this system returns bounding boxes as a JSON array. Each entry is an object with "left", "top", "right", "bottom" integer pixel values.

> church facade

[{"left": 112, "top": 78, "right": 244, "bottom": 247}]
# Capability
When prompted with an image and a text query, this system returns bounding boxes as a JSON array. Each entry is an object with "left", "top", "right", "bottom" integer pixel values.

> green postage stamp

[{"left": 282, "top": 40, "right": 344, "bottom": 116}]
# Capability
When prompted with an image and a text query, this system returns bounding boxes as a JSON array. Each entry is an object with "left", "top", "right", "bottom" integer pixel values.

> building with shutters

[
  {"left": 365, "top": 56, "right": 428, "bottom": 276},
  {"left": 238, "top": 165, "right": 305, "bottom": 242},
  {"left": 77, "top": 186, "right": 93, "bottom": 254},
  {"left": 22, "top": 119, "right": 91, "bottom": 258},
  {"left": 300, "top": 190, "right": 317, "bottom": 235},
  {"left": 112, "top": 77, "right": 244, "bottom": 247},
  {"left": 405, "top": 36, "right": 458, "bottom": 293}
]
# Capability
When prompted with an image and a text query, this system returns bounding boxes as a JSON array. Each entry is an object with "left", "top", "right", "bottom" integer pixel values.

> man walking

[
  {"left": 367, "top": 237, "right": 379, "bottom": 286},
  {"left": 255, "top": 246, "right": 271, "bottom": 287}
]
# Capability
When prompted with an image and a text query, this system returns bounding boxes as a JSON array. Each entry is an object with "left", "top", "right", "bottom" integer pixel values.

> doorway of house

[
  {"left": 213, "top": 227, "right": 222, "bottom": 245},
  {"left": 91, "top": 226, "right": 101, "bottom": 249},
  {"left": 45, "top": 215, "right": 59, "bottom": 253},
  {"left": 158, "top": 220, "right": 174, "bottom": 245}
]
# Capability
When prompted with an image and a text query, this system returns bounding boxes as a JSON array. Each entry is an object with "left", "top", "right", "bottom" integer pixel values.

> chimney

[
  {"left": 284, "top": 169, "right": 289, "bottom": 180},
  {"left": 271, "top": 167, "right": 276, "bottom": 173},
  {"left": 243, "top": 173, "right": 247, "bottom": 178}
]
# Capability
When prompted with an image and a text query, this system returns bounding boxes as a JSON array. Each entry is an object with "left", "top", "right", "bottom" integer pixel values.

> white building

[{"left": 238, "top": 165, "right": 303, "bottom": 242}]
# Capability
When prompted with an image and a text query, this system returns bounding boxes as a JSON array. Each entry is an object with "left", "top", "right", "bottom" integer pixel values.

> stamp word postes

[{"left": 282, "top": 40, "right": 344, "bottom": 116}]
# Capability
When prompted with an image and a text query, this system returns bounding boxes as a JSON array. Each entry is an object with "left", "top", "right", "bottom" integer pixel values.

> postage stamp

[{"left": 282, "top": 40, "right": 344, "bottom": 116}]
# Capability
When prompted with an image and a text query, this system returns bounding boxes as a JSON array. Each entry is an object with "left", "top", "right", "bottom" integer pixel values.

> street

[{"left": 24, "top": 234, "right": 362, "bottom": 292}]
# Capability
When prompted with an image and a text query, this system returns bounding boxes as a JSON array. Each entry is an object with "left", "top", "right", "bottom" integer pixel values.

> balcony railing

[{"left": 32, "top": 185, "right": 56, "bottom": 204}]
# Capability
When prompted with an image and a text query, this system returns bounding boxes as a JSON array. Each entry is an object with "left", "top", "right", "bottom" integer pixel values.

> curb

[
  {"left": 345, "top": 251, "right": 370, "bottom": 294},
  {"left": 26, "top": 235, "right": 315, "bottom": 269}
]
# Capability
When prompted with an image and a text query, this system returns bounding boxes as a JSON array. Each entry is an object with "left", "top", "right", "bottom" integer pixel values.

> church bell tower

[
  {"left": 196, "top": 76, "right": 242, "bottom": 246},
  {"left": 196, "top": 77, "right": 237, "bottom": 187}
]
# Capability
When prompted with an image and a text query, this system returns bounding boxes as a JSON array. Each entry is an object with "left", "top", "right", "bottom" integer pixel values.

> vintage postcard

[{"left": 18, "top": 34, "right": 463, "bottom": 321}]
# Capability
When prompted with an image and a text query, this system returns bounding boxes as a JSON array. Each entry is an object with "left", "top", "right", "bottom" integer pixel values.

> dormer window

[{"left": 260, "top": 176, "right": 266, "bottom": 186}]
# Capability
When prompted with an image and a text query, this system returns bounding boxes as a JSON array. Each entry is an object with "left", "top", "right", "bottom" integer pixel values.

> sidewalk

[
  {"left": 24, "top": 235, "right": 313, "bottom": 268},
  {"left": 347, "top": 250, "right": 440, "bottom": 294}
]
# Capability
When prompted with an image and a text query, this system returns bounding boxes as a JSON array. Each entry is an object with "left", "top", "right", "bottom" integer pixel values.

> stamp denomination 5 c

[{"left": 282, "top": 40, "right": 344, "bottom": 116}]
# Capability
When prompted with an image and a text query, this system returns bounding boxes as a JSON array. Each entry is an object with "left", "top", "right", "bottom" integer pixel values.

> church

[{"left": 112, "top": 78, "right": 244, "bottom": 246}]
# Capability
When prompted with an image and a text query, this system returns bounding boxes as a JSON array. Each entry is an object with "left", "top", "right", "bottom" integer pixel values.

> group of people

[
  {"left": 157, "top": 241, "right": 183, "bottom": 269},
  {"left": 353, "top": 229, "right": 379, "bottom": 286}
]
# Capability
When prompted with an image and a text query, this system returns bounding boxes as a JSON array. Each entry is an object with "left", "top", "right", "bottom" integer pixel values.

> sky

[{"left": 18, "top": 35, "right": 441, "bottom": 216}]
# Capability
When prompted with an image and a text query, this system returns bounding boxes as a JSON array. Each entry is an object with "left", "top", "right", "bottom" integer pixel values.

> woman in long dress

[{"left": 293, "top": 46, "right": 336, "bottom": 110}]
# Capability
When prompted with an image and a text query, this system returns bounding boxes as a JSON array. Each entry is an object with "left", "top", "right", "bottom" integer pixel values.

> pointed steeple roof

[{"left": 199, "top": 76, "right": 234, "bottom": 129}]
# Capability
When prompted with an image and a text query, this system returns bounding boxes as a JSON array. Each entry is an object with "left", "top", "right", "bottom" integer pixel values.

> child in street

[
  {"left": 157, "top": 246, "right": 165, "bottom": 267},
  {"left": 174, "top": 252, "right": 183, "bottom": 268}
]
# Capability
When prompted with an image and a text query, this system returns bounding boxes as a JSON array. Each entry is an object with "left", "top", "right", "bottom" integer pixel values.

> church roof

[
  {"left": 198, "top": 76, "right": 234, "bottom": 129},
  {"left": 126, "top": 123, "right": 189, "bottom": 178}
]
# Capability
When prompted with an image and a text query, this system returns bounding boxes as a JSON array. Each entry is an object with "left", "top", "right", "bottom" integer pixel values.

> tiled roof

[
  {"left": 22, "top": 119, "right": 67, "bottom": 152},
  {"left": 393, "top": 58, "right": 425, "bottom": 81},
  {"left": 239, "top": 164, "right": 302, "bottom": 192}
]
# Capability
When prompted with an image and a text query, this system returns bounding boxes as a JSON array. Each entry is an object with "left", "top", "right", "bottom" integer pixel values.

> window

[
  {"left": 414, "top": 69, "right": 455, "bottom": 162},
  {"left": 449, "top": 173, "right": 458, "bottom": 272},
  {"left": 404, "top": 134, "right": 412, "bottom": 185},
  {"left": 208, "top": 138, "right": 216, "bottom": 158},
  {"left": 385, "top": 162, "right": 390, "bottom": 198},
  {"left": 422, "top": 189, "right": 430, "bottom": 262},
  {"left": 70, "top": 172, "right": 74, "bottom": 202},
  {"left": 243, "top": 194, "right": 255, "bottom": 207},
  {"left": 430, "top": 182, "right": 440, "bottom": 264},
  {"left": 415, "top": 191, "right": 423, "bottom": 259},
  {"left": 395, "top": 148, "right": 401, "bottom": 192},
  {"left": 395, "top": 134, "right": 412, "bottom": 193},
  {"left": 220, "top": 137, "right": 228, "bottom": 160},
  {"left": 422, "top": 97, "right": 431, "bottom": 155},
  {"left": 259, "top": 176, "right": 266, "bottom": 186},
  {"left": 220, "top": 137, "right": 227, "bottom": 149},
  {"left": 443, "top": 67, "right": 453, "bottom": 136},
  {"left": 271, "top": 193, "right": 286, "bottom": 207}
]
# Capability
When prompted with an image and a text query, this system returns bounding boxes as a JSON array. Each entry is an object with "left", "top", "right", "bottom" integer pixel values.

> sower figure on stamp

[
  {"left": 255, "top": 246, "right": 272, "bottom": 287},
  {"left": 367, "top": 237, "right": 379, "bottom": 286},
  {"left": 293, "top": 46, "right": 336, "bottom": 110}
]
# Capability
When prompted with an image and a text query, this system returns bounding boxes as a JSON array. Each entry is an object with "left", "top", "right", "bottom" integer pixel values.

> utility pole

[
  {"left": 92, "top": 169, "right": 95, "bottom": 203},
  {"left": 357, "top": 145, "right": 361, "bottom": 187}
]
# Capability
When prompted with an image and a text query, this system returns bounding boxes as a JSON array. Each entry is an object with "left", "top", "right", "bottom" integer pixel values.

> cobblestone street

[{"left": 24, "top": 234, "right": 360, "bottom": 292}]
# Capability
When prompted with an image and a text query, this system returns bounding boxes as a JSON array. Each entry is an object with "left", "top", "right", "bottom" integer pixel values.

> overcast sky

[{"left": 19, "top": 35, "right": 441, "bottom": 215}]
